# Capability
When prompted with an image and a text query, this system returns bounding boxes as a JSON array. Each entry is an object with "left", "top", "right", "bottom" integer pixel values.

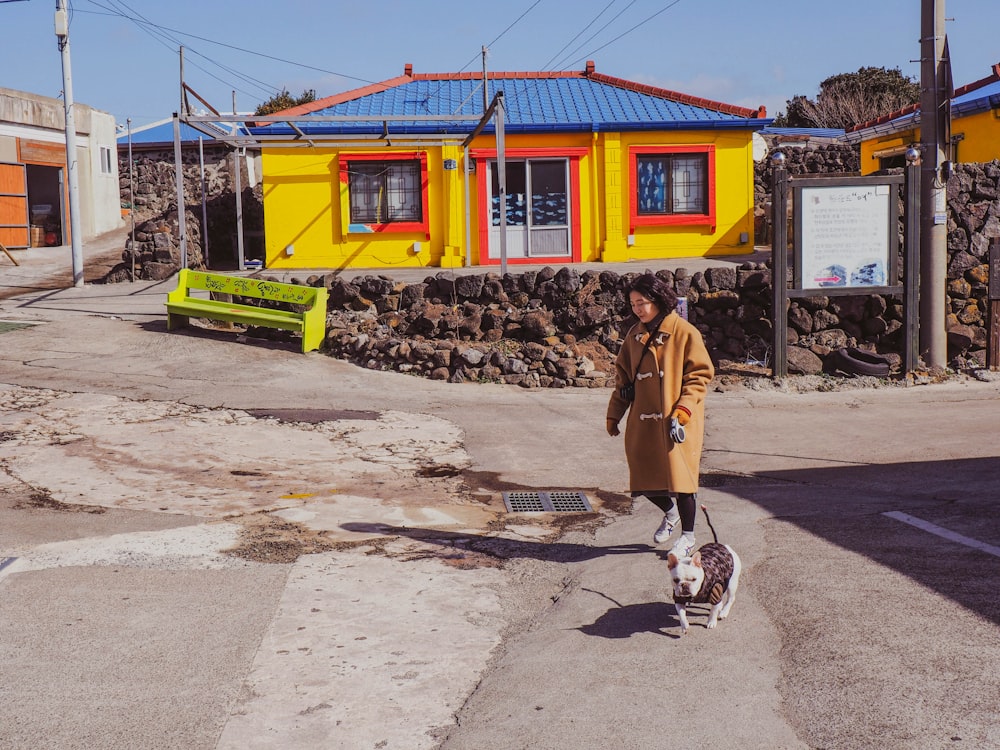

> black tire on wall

[{"left": 832, "top": 347, "right": 891, "bottom": 377}]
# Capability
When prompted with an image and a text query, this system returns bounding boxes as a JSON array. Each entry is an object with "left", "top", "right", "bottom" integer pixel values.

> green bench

[{"left": 166, "top": 268, "right": 328, "bottom": 353}]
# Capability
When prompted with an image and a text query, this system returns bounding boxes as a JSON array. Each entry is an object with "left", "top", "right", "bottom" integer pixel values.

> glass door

[{"left": 488, "top": 159, "right": 570, "bottom": 260}]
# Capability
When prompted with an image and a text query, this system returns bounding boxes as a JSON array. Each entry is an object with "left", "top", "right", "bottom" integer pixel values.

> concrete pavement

[{"left": 1, "top": 235, "right": 999, "bottom": 749}]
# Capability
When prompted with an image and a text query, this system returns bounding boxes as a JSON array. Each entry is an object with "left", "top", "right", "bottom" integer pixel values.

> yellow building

[
  {"left": 253, "top": 62, "right": 769, "bottom": 271},
  {"left": 847, "top": 63, "right": 1000, "bottom": 174}
]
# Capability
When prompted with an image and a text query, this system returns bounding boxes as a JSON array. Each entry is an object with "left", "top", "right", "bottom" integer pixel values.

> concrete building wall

[{"left": 0, "top": 88, "right": 122, "bottom": 244}]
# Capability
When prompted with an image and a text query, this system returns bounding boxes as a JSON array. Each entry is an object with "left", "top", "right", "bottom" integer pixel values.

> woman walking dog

[{"left": 606, "top": 273, "right": 714, "bottom": 557}]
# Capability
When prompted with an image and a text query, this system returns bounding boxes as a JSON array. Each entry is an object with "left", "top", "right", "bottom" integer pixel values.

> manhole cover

[{"left": 502, "top": 490, "right": 593, "bottom": 513}]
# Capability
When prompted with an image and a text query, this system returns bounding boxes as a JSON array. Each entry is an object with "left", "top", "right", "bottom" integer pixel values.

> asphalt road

[{"left": 1, "top": 240, "right": 998, "bottom": 749}]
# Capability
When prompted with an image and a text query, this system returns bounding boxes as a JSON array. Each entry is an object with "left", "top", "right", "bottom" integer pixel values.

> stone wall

[
  {"left": 110, "top": 146, "right": 263, "bottom": 281},
  {"left": 278, "top": 161, "right": 1000, "bottom": 384},
  {"left": 944, "top": 160, "right": 1000, "bottom": 368},
  {"left": 753, "top": 142, "right": 861, "bottom": 242}
]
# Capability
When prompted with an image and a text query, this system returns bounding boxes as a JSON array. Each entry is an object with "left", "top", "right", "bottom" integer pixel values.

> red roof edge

[
  {"left": 953, "top": 62, "right": 1000, "bottom": 98},
  {"left": 585, "top": 71, "right": 765, "bottom": 119},
  {"left": 847, "top": 61, "right": 1000, "bottom": 134},
  {"left": 266, "top": 73, "right": 415, "bottom": 118},
  {"left": 411, "top": 70, "right": 584, "bottom": 81},
  {"left": 260, "top": 61, "right": 769, "bottom": 120},
  {"left": 846, "top": 101, "right": 920, "bottom": 133}
]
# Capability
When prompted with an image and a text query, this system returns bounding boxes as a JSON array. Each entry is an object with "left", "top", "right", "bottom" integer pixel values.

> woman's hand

[
  {"left": 606, "top": 418, "right": 620, "bottom": 437},
  {"left": 671, "top": 405, "right": 691, "bottom": 426}
]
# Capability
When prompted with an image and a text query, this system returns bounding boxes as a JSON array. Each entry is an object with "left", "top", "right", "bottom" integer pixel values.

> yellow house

[
  {"left": 847, "top": 62, "right": 1000, "bottom": 174},
  {"left": 254, "top": 62, "right": 769, "bottom": 270}
]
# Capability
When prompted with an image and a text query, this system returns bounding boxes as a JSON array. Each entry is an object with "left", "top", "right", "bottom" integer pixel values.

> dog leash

[{"left": 701, "top": 504, "right": 719, "bottom": 544}]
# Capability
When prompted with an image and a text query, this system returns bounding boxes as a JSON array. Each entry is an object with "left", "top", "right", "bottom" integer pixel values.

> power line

[
  {"left": 546, "top": 0, "right": 640, "bottom": 72},
  {"left": 569, "top": 0, "right": 685, "bottom": 68},
  {"left": 74, "top": 0, "right": 377, "bottom": 103},
  {"left": 499, "top": 0, "right": 687, "bottom": 129},
  {"left": 81, "top": 0, "right": 255, "bottom": 101},
  {"left": 539, "top": 0, "right": 620, "bottom": 72}
]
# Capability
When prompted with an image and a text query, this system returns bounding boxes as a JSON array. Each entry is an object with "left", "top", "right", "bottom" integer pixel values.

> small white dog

[{"left": 667, "top": 542, "right": 742, "bottom": 634}]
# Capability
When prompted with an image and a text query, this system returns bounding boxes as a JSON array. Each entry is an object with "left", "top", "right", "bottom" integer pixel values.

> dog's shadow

[{"left": 575, "top": 589, "right": 711, "bottom": 640}]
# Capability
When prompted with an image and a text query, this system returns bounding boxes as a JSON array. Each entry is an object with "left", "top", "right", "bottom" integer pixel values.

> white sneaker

[
  {"left": 653, "top": 511, "right": 679, "bottom": 544},
  {"left": 669, "top": 535, "right": 696, "bottom": 558}
]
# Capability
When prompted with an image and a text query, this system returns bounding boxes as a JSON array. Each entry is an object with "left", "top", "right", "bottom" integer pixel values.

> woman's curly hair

[{"left": 626, "top": 272, "right": 678, "bottom": 316}]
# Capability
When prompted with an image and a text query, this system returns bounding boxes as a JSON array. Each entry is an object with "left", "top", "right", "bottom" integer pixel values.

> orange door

[{"left": 0, "top": 163, "right": 29, "bottom": 248}]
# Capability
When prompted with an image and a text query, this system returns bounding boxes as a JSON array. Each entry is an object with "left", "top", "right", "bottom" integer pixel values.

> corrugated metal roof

[
  {"left": 254, "top": 72, "right": 769, "bottom": 137},
  {"left": 846, "top": 63, "right": 1000, "bottom": 141},
  {"left": 760, "top": 126, "right": 846, "bottom": 138},
  {"left": 116, "top": 118, "right": 247, "bottom": 146},
  {"left": 952, "top": 77, "right": 1000, "bottom": 116}
]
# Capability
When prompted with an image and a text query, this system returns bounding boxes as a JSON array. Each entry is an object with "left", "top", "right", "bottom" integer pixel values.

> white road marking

[{"left": 883, "top": 511, "right": 1000, "bottom": 558}]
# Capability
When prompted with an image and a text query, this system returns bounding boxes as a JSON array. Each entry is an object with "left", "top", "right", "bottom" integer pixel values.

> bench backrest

[{"left": 177, "top": 269, "right": 321, "bottom": 305}]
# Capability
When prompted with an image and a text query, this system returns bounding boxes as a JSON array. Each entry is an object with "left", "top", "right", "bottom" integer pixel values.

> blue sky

[{"left": 1, "top": 0, "right": 996, "bottom": 129}]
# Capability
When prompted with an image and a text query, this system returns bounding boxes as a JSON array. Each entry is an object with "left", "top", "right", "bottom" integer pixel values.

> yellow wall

[
  {"left": 952, "top": 108, "right": 1000, "bottom": 164},
  {"left": 601, "top": 130, "right": 755, "bottom": 261},
  {"left": 261, "top": 146, "right": 456, "bottom": 271},
  {"left": 262, "top": 127, "right": 757, "bottom": 270},
  {"left": 859, "top": 130, "right": 917, "bottom": 175},
  {"left": 859, "top": 109, "right": 1000, "bottom": 175}
]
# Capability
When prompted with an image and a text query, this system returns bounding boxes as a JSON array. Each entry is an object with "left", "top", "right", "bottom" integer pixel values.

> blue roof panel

[{"left": 254, "top": 75, "right": 769, "bottom": 136}]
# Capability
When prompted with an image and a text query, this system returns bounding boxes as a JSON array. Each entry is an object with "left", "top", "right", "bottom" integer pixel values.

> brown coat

[{"left": 606, "top": 312, "right": 714, "bottom": 494}]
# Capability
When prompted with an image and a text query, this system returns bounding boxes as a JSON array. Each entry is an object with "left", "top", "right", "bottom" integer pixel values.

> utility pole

[
  {"left": 495, "top": 91, "right": 507, "bottom": 276},
  {"left": 481, "top": 46, "right": 489, "bottom": 112},
  {"left": 919, "top": 0, "right": 948, "bottom": 368},
  {"left": 55, "top": 0, "right": 84, "bottom": 287}
]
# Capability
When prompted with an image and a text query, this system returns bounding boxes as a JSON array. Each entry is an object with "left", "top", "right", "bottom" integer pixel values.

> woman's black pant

[{"left": 647, "top": 493, "right": 696, "bottom": 534}]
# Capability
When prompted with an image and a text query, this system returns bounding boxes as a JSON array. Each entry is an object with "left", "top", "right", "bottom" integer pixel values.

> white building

[{"left": 0, "top": 87, "right": 121, "bottom": 249}]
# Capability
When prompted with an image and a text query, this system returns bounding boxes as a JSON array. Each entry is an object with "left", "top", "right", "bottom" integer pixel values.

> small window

[
  {"left": 629, "top": 145, "right": 716, "bottom": 231},
  {"left": 636, "top": 153, "right": 707, "bottom": 215},
  {"left": 348, "top": 159, "right": 422, "bottom": 224},
  {"left": 100, "top": 146, "right": 113, "bottom": 175}
]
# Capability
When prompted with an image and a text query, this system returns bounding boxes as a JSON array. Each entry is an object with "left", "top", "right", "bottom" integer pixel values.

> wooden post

[
  {"left": 989, "top": 239, "right": 1000, "bottom": 370},
  {"left": 0, "top": 242, "right": 19, "bottom": 266},
  {"left": 771, "top": 156, "right": 789, "bottom": 378},
  {"left": 903, "top": 161, "right": 921, "bottom": 373}
]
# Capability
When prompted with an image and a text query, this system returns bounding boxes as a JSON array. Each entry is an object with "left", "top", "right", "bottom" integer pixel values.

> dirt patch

[
  {"left": 13, "top": 489, "right": 107, "bottom": 514},
  {"left": 225, "top": 513, "right": 340, "bottom": 563}
]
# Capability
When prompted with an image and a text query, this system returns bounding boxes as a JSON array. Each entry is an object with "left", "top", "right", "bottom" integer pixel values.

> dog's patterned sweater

[{"left": 674, "top": 542, "right": 734, "bottom": 605}]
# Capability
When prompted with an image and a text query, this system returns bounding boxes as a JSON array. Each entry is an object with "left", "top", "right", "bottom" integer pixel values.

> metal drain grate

[{"left": 502, "top": 490, "right": 593, "bottom": 513}]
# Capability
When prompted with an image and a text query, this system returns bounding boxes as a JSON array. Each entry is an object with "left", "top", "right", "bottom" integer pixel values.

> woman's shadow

[
  {"left": 340, "top": 522, "right": 688, "bottom": 638},
  {"left": 339, "top": 521, "right": 650, "bottom": 563}
]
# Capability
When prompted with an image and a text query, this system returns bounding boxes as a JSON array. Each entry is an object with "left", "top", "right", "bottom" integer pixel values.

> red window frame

[
  {"left": 628, "top": 145, "right": 716, "bottom": 233},
  {"left": 339, "top": 152, "right": 429, "bottom": 234}
]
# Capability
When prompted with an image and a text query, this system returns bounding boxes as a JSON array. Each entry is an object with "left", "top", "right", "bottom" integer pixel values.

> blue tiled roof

[{"left": 254, "top": 75, "right": 769, "bottom": 136}]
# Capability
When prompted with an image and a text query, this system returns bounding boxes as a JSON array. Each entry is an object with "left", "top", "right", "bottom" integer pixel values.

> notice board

[{"left": 798, "top": 184, "right": 892, "bottom": 290}]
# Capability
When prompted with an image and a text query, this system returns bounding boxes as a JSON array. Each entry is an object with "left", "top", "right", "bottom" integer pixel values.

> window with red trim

[
  {"left": 340, "top": 152, "right": 429, "bottom": 233},
  {"left": 629, "top": 145, "right": 715, "bottom": 230}
]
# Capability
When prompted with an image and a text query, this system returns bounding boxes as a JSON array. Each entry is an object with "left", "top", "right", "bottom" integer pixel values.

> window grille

[
  {"left": 348, "top": 160, "right": 422, "bottom": 224},
  {"left": 636, "top": 153, "right": 707, "bottom": 215}
]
